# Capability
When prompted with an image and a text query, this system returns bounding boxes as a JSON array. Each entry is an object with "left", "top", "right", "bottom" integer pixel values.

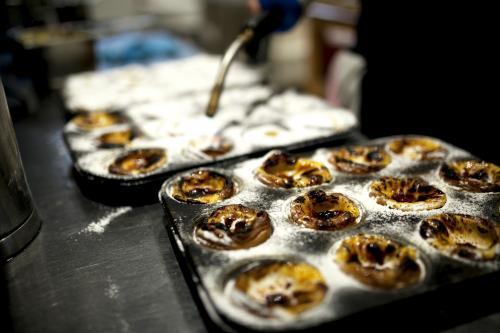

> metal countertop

[{"left": 4, "top": 95, "right": 205, "bottom": 332}]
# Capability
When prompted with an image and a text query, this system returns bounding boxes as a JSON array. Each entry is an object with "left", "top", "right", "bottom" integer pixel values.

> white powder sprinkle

[
  {"left": 81, "top": 207, "right": 132, "bottom": 234},
  {"left": 160, "top": 136, "right": 500, "bottom": 331},
  {"left": 105, "top": 276, "right": 120, "bottom": 299},
  {"left": 66, "top": 84, "right": 358, "bottom": 180}
]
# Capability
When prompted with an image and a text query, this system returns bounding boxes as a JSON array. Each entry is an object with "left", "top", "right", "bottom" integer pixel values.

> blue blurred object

[
  {"left": 96, "top": 31, "right": 198, "bottom": 69},
  {"left": 259, "top": 0, "right": 303, "bottom": 32}
]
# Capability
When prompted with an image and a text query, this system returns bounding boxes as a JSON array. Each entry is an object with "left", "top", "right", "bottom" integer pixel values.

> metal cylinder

[{"left": 0, "top": 80, "right": 41, "bottom": 261}]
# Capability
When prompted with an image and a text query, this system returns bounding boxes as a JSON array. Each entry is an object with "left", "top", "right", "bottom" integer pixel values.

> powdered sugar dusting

[
  {"left": 81, "top": 207, "right": 132, "bottom": 234},
  {"left": 105, "top": 276, "right": 120, "bottom": 299},
  {"left": 63, "top": 53, "right": 358, "bottom": 181},
  {"left": 67, "top": 88, "right": 357, "bottom": 180},
  {"left": 63, "top": 54, "right": 263, "bottom": 112},
  {"left": 159, "top": 136, "right": 500, "bottom": 331}
]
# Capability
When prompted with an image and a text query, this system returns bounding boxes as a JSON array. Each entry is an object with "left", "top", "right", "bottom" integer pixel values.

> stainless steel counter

[
  {"left": 3, "top": 94, "right": 500, "bottom": 332},
  {"left": 4, "top": 95, "right": 205, "bottom": 332}
]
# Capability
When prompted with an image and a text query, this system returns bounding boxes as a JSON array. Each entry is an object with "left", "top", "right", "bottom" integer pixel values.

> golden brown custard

[
  {"left": 98, "top": 129, "right": 134, "bottom": 148},
  {"left": 72, "top": 112, "right": 123, "bottom": 131},
  {"left": 329, "top": 146, "right": 391, "bottom": 174},
  {"left": 420, "top": 213, "right": 500, "bottom": 260},
  {"left": 230, "top": 261, "right": 327, "bottom": 316},
  {"left": 171, "top": 170, "right": 235, "bottom": 204},
  {"left": 109, "top": 148, "right": 166, "bottom": 175},
  {"left": 256, "top": 151, "right": 332, "bottom": 188},
  {"left": 388, "top": 137, "right": 447, "bottom": 161},
  {"left": 439, "top": 159, "right": 500, "bottom": 192},
  {"left": 335, "top": 234, "right": 423, "bottom": 289},
  {"left": 369, "top": 176, "right": 446, "bottom": 211},
  {"left": 290, "top": 190, "right": 361, "bottom": 231},
  {"left": 194, "top": 204, "right": 272, "bottom": 250},
  {"left": 194, "top": 136, "right": 233, "bottom": 158}
]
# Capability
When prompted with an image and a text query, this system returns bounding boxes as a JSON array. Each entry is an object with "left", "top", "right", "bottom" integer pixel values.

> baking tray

[
  {"left": 8, "top": 24, "right": 95, "bottom": 84},
  {"left": 159, "top": 136, "right": 500, "bottom": 331},
  {"left": 63, "top": 87, "right": 358, "bottom": 205}
]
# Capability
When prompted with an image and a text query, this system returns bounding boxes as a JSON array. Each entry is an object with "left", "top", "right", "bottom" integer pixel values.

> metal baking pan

[
  {"left": 8, "top": 24, "right": 95, "bottom": 82},
  {"left": 63, "top": 87, "right": 359, "bottom": 205},
  {"left": 159, "top": 135, "right": 500, "bottom": 331}
]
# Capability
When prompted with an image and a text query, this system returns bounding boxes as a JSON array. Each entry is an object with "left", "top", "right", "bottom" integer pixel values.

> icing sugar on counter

[{"left": 81, "top": 207, "right": 132, "bottom": 234}]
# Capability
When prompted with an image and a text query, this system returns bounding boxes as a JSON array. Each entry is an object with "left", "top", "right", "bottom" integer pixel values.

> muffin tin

[
  {"left": 159, "top": 136, "right": 500, "bottom": 331},
  {"left": 63, "top": 87, "right": 357, "bottom": 204}
]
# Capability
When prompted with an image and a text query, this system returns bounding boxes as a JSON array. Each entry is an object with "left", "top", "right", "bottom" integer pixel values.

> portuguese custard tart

[
  {"left": 439, "top": 159, "right": 499, "bottom": 193},
  {"left": 98, "top": 129, "right": 135, "bottom": 148},
  {"left": 108, "top": 148, "right": 166, "bottom": 175},
  {"left": 335, "top": 234, "right": 423, "bottom": 289},
  {"left": 72, "top": 112, "right": 124, "bottom": 131},
  {"left": 388, "top": 137, "right": 447, "bottom": 161},
  {"left": 290, "top": 190, "right": 361, "bottom": 231},
  {"left": 420, "top": 213, "right": 500, "bottom": 260},
  {"left": 190, "top": 135, "right": 233, "bottom": 158},
  {"left": 171, "top": 170, "right": 235, "bottom": 204},
  {"left": 256, "top": 151, "right": 332, "bottom": 188},
  {"left": 229, "top": 261, "right": 327, "bottom": 317},
  {"left": 329, "top": 146, "right": 391, "bottom": 174},
  {"left": 194, "top": 204, "right": 272, "bottom": 250},
  {"left": 369, "top": 176, "right": 446, "bottom": 211}
]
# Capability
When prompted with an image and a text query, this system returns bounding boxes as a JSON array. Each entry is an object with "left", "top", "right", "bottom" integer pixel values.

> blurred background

[
  {"left": 0, "top": 0, "right": 497, "bottom": 163},
  {"left": 0, "top": 0, "right": 362, "bottom": 118}
]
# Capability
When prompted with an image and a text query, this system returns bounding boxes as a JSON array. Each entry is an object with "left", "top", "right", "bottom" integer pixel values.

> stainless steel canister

[{"left": 0, "top": 80, "right": 41, "bottom": 261}]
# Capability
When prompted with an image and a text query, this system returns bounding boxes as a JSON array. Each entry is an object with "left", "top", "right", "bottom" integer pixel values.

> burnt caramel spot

[
  {"left": 256, "top": 151, "right": 332, "bottom": 188},
  {"left": 194, "top": 204, "right": 272, "bottom": 250},
  {"left": 401, "top": 257, "right": 420, "bottom": 272},
  {"left": 266, "top": 293, "right": 290, "bottom": 306},
  {"left": 294, "top": 196, "right": 306, "bottom": 204},
  {"left": 316, "top": 210, "right": 342, "bottom": 220},
  {"left": 335, "top": 234, "right": 423, "bottom": 289},
  {"left": 290, "top": 190, "right": 360, "bottom": 231},
  {"left": 439, "top": 160, "right": 500, "bottom": 193},
  {"left": 456, "top": 248, "right": 476, "bottom": 259},
  {"left": 420, "top": 218, "right": 449, "bottom": 240},
  {"left": 263, "top": 152, "right": 297, "bottom": 169},
  {"left": 230, "top": 261, "right": 327, "bottom": 316},
  {"left": 191, "top": 136, "right": 233, "bottom": 158},
  {"left": 440, "top": 164, "right": 460, "bottom": 180},
  {"left": 308, "top": 189, "right": 327, "bottom": 203},
  {"left": 108, "top": 148, "right": 166, "bottom": 176},
  {"left": 385, "top": 244, "right": 396, "bottom": 254},
  {"left": 329, "top": 146, "right": 391, "bottom": 174},
  {"left": 369, "top": 176, "right": 446, "bottom": 211},
  {"left": 388, "top": 137, "right": 447, "bottom": 161},
  {"left": 366, "top": 150, "right": 383, "bottom": 162},
  {"left": 171, "top": 170, "right": 235, "bottom": 204},
  {"left": 419, "top": 213, "right": 500, "bottom": 260},
  {"left": 365, "top": 242, "right": 384, "bottom": 265},
  {"left": 72, "top": 112, "right": 124, "bottom": 131}
]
